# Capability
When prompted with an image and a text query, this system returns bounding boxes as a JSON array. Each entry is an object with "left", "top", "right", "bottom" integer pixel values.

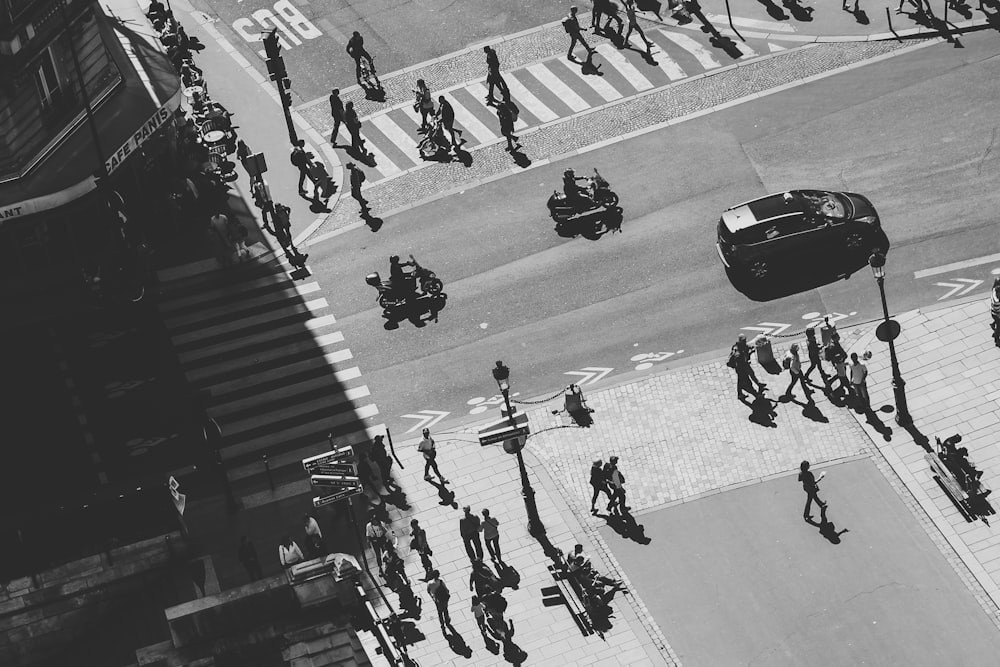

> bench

[
  {"left": 543, "top": 562, "right": 594, "bottom": 637},
  {"left": 926, "top": 453, "right": 974, "bottom": 522}
]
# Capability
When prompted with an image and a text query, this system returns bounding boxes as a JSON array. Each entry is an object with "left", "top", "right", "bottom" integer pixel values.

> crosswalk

[
  {"left": 157, "top": 255, "right": 381, "bottom": 498},
  {"left": 339, "top": 27, "right": 780, "bottom": 184}
]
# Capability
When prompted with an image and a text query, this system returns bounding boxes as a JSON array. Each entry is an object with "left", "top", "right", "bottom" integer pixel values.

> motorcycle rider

[
  {"left": 388, "top": 255, "right": 418, "bottom": 300},
  {"left": 562, "top": 168, "right": 591, "bottom": 208}
]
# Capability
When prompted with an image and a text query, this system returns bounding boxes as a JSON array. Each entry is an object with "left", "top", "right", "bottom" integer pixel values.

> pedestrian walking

[
  {"left": 342, "top": 101, "right": 367, "bottom": 154},
  {"left": 849, "top": 352, "right": 870, "bottom": 410},
  {"left": 562, "top": 6, "right": 595, "bottom": 61},
  {"left": 278, "top": 535, "right": 304, "bottom": 568},
  {"left": 825, "top": 332, "right": 850, "bottom": 396},
  {"left": 781, "top": 343, "right": 812, "bottom": 402},
  {"left": 370, "top": 434, "right": 398, "bottom": 491},
  {"left": 236, "top": 139, "right": 252, "bottom": 171},
  {"left": 303, "top": 513, "right": 326, "bottom": 558},
  {"left": 798, "top": 460, "right": 826, "bottom": 520},
  {"left": 469, "top": 559, "right": 501, "bottom": 599},
  {"left": 307, "top": 158, "right": 335, "bottom": 204},
  {"left": 991, "top": 277, "right": 1000, "bottom": 348},
  {"left": 481, "top": 508, "right": 503, "bottom": 563},
  {"left": 409, "top": 518, "right": 434, "bottom": 578},
  {"left": 604, "top": 456, "right": 628, "bottom": 514},
  {"left": 622, "top": 0, "right": 652, "bottom": 53},
  {"left": 496, "top": 100, "right": 520, "bottom": 153},
  {"left": 802, "top": 327, "right": 829, "bottom": 387},
  {"left": 484, "top": 45, "right": 509, "bottom": 105},
  {"left": 436, "top": 96, "right": 462, "bottom": 150},
  {"left": 413, "top": 79, "right": 435, "bottom": 132},
  {"left": 346, "top": 30, "right": 375, "bottom": 85},
  {"left": 238, "top": 536, "right": 263, "bottom": 581},
  {"left": 365, "top": 512, "right": 390, "bottom": 573},
  {"left": 346, "top": 162, "right": 368, "bottom": 208},
  {"left": 271, "top": 202, "right": 306, "bottom": 265},
  {"left": 427, "top": 569, "right": 451, "bottom": 627},
  {"left": 591, "top": 0, "right": 624, "bottom": 34},
  {"left": 290, "top": 140, "right": 316, "bottom": 195},
  {"left": 589, "top": 459, "right": 612, "bottom": 514},
  {"left": 730, "top": 334, "right": 765, "bottom": 390},
  {"left": 460, "top": 505, "right": 484, "bottom": 561},
  {"left": 471, "top": 595, "right": 490, "bottom": 639},
  {"left": 418, "top": 428, "right": 447, "bottom": 483},
  {"left": 328, "top": 88, "right": 344, "bottom": 144}
]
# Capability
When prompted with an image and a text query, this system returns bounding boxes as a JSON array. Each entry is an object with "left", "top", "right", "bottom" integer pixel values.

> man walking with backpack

[
  {"left": 563, "top": 6, "right": 595, "bottom": 61},
  {"left": 289, "top": 140, "right": 316, "bottom": 196},
  {"left": 347, "top": 162, "right": 367, "bottom": 210}
]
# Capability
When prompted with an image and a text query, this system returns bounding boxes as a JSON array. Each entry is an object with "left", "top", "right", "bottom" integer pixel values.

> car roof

[{"left": 721, "top": 192, "right": 805, "bottom": 233}]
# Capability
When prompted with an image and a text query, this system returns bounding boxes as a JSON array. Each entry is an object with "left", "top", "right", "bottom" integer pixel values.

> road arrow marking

[
  {"left": 564, "top": 367, "right": 613, "bottom": 386},
  {"left": 401, "top": 410, "right": 450, "bottom": 433},
  {"left": 934, "top": 278, "right": 983, "bottom": 300},
  {"left": 740, "top": 322, "right": 791, "bottom": 336}
]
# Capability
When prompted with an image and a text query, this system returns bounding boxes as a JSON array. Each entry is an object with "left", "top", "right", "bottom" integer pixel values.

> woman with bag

[{"left": 413, "top": 79, "right": 435, "bottom": 132}]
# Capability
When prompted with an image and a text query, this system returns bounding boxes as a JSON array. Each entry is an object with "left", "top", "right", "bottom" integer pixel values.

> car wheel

[{"left": 748, "top": 260, "right": 769, "bottom": 280}]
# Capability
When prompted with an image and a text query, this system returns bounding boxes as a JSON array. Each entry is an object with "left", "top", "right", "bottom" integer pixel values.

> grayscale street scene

[{"left": 2, "top": 0, "right": 1000, "bottom": 665}]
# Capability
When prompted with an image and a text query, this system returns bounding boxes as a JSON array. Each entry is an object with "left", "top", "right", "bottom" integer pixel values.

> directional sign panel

[
  {"left": 311, "top": 473, "right": 362, "bottom": 488},
  {"left": 313, "top": 485, "right": 363, "bottom": 508},
  {"left": 478, "top": 411, "right": 530, "bottom": 447},
  {"left": 302, "top": 445, "right": 354, "bottom": 474},
  {"left": 311, "top": 461, "right": 358, "bottom": 477}
]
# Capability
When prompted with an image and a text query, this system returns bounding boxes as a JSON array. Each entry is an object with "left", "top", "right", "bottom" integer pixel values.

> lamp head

[
  {"left": 492, "top": 360, "right": 510, "bottom": 389},
  {"left": 868, "top": 251, "right": 886, "bottom": 280}
]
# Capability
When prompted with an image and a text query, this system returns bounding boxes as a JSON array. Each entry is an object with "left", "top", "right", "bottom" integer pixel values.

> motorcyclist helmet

[
  {"left": 389, "top": 255, "right": 400, "bottom": 265},
  {"left": 564, "top": 169, "right": 575, "bottom": 178}
]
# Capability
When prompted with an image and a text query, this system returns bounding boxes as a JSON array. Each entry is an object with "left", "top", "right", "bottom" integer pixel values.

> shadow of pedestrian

[
  {"left": 428, "top": 478, "right": 458, "bottom": 508},
  {"left": 902, "top": 421, "right": 932, "bottom": 452},
  {"left": 497, "top": 562, "right": 521, "bottom": 590},
  {"left": 345, "top": 145, "right": 376, "bottom": 167},
  {"left": 848, "top": 5, "right": 870, "bottom": 23},
  {"left": 753, "top": 0, "right": 790, "bottom": 19},
  {"left": 748, "top": 393, "right": 778, "bottom": 428},
  {"left": 800, "top": 401, "right": 829, "bottom": 423},
  {"left": 806, "top": 507, "right": 849, "bottom": 544},
  {"left": 510, "top": 148, "right": 531, "bottom": 169},
  {"left": 396, "top": 580, "right": 423, "bottom": 619},
  {"left": 602, "top": 510, "right": 651, "bottom": 544},
  {"left": 580, "top": 50, "right": 603, "bottom": 75},
  {"left": 453, "top": 146, "right": 473, "bottom": 167},
  {"left": 865, "top": 407, "right": 894, "bottom": 441},
  {"left": 444, "top": 624, "right": 473, "bottom": 657},
  {"left": 362, "top": 210, "right": 383, "bottom": 232},
  {"left": 501, "top": 637, "right": 528, "bottom": 665},
  {"left": 381, "top": 485, "right": 411, "bottom": 511},
  {"left": 385, "top": 614, "right": 424, "bottom": 647},
  {"left": 362, "top": 84, "right": 386, "bottom": 103},
  {"left": 781, "top": 0, "right": 814, "bottom": 20}
]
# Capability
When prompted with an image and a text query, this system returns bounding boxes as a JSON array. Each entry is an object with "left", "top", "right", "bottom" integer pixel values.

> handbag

[{"left": 726, "top": 349, "right": 739, "bottom": 368}]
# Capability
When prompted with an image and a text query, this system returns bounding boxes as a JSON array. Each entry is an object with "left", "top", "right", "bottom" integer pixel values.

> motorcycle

[
  {"left": 547, "top": 169, "right": 619, "bottom": 223},
  {"left": 192, "top": 93, "right": 239, "bottom": 183},
  {"left": 365, "top": 255, "right": 443, "bottom": 314}
]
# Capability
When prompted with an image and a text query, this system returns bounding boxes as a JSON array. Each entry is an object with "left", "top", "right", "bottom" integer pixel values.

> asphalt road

[
  {"left": 601, "top": 458, "right": 1000, "bottom": 666},
  {"left": 302, "top": 31, "right": 1000, "bottom": 438}
]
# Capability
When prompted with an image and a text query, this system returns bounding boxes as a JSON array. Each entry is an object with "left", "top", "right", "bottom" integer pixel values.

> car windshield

[{"left": 799, "top": 191, "right": 847, "bottom": 219}]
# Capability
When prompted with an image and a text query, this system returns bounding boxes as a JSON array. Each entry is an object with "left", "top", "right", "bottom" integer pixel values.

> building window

[{"left": 34, "top": 48, "right": 63, "bottom": 114}]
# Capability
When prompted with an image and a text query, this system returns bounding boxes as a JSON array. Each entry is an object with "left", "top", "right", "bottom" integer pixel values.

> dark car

[{"left": 716, "top": 190, "right": 889, "bottom": 280}]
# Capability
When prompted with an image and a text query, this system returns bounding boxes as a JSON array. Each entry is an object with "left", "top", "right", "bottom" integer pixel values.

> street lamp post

[
  {"left": 492, "top": 361, "right": 545, "bottom": 537},
  {"left": 869, "top": 252, "right": 911, "bottom": 426}
]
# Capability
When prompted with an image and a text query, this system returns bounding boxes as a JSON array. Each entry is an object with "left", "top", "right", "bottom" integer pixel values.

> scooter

[
  {"left": 547, "top": 169, "right": 619, "bottom": 223},
  {"left": 365, "top": 255, "right": 443, "bottom": 315}
]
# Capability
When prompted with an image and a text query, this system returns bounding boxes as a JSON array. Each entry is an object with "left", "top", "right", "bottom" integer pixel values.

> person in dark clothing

[
  {"left": 460, "top": 506, "right": 484, "bottom": 562},
  {"left": 798, "top": 460, "right": 826, "bottom": 520},
  {"left": 803, "top": 327, "right": 828, "bottom": 387},
  {"left": 427, "top": 570, "right": 451, "bottom": 628},
  {"left": 346, "top": 162, "right": 368, "bottom": 208},
  {"left": 328, "top": 88, "right": 344, "bottom": 144},
  {"left": 370, "top": 435, "right": 396, "bottom": 490},
  {"left": 732, "top": 334, "right": 765, "bottom": 401},
  {"left": 409, "top": 519, "right": 434, "bottom": 578},
  {"left": 469, "top": 559, "right": 501, "bottom": 598},
  {"left": 290, "top": 141, "right": 315, "bottom": 195},
  {"left": 346, "top": 31, "right": 374, "bottom": 85},
  {"left": 238, "top": 536, "right": 263, "bottom": 581},
  {"left": 436, "top": 96, "right": 461, "bottom": 150},
  {"left": 342, "top": 101, "right": 367, "bottom": 154},
  {"left": 591, "top": 0, "right": 624, "bottom": 35},
  {"left": 484, "top": 45, "right": 509, "bottom": 105},
  {"left": 589, "top": 459, "right": 612, "bottom": 514},
  {"left": 563, "top": 6, "right": 595, "bottom": 61},
  {"left": 496, "top": 100, "right": 520, "bottom": 152}
]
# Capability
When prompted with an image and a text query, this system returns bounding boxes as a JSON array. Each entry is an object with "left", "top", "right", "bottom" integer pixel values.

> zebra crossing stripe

[
  {"left": 443, "top": 92, "right": 497, "bottom": 143},
  {"left": 159, "top": 273, "right": 291, "bottom": 313},
  {"left": 208, "top": 349, "right": 355, "bottom": 398},
  {"left": 657, "top": 30, "right": 723, "bottom": 70},
  {"left": 631, "top": 33, "right": 686, "bottom": 80},
  {"left": 177, "top": 314, "right": 338, "bottom": 365},
  {"left": 526, "top": 63, "right": 589, "bottom": 112},
  {"left": 467, "top": 82, "right": 527, "bottom": 131},
  {"left": 737, "top": 41, "right": 758, "bottom": 59},
  {"left": 370, "top": 114, "right": 423, "bottom": 166},
  {"left": 164, "top": 281, "right": 321, "bottom": 328},
  {"left": 172, "top": 297, "right": 329, "bottom": 346},
  {"left": 362, "top": 139, "right": 401, "bottom": 179},
  {"left": 210, "top": 367, "right": 364, "bottom": 417},
  {"left": 595, "top": 44, "right": 653, "bottom": 91},
  {"left": 503, "top": 73, "right": 558, "bottom": 123},
  {"left": 223, "top": 385, "right": 373, "bottom": 438},
  {"left": 703, "top": 13, "right": 797, "bottom": 32},
  {"left": 187, "top": 330, "right": 346, "bottom": 383},
  {"left": 556, "top": 56, "right": 622, "bottom": 102}
]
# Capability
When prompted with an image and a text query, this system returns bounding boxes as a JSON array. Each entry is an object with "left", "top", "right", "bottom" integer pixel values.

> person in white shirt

[
  {"left": 849, "top": 352, "right": 870, "bottom": 409},
  {"left": 417, "top": 428, "right": 447, "bottom": 483},
  {"left": 782, "top": 343, "right": 813, "bottom": 402},
  {"left": 279, "top": 536, "right": 304, "bottom": 568}
]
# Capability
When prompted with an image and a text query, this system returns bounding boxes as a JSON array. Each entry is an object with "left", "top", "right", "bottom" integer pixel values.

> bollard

[{"left": 263, "top": 453, "right": 274, "bottom": 491}]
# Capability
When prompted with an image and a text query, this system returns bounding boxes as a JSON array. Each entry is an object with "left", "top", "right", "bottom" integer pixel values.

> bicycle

[{"left": 358, "top": 55, "right": 381, "bottom": 90}]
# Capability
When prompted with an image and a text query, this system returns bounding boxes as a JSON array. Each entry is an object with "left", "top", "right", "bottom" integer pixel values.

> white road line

[
  {"left": 467, "top": 81, "right": 527, "bottom": 131},
  {"left": 504, "top": 73, "right": 559, "bottom": 123},
  {"left": 658, "top": 30, "right": 723, "bottom": 70},
  {"left": 443, "top": 92, "right": 497, "bottom": 143},
  {"left": 737, "top": 42, "right": 758, "bottom": 59},
  {"left": 369, "top": 114, "right": 423, "bottom": 166},
  {"left": 526, "top": 63, "right": 589, "bottom": 112},
  {"left": 633, "top": 34, "right": 686, "bottom": 80},
  {"left": 703, "top": 13, "right": 798, "bottom": 33},
  {"left": 595, "top": 44, "right": 653, "bottom": 91},
  {"left": 556, "top": 57, "right": 622, "bottom": 102},
  {"left": 359, "top": 139, "right": 401, "bottom": 179},
  {"left": 914, "top": 253, "right": 1000, "bottom": 279}
]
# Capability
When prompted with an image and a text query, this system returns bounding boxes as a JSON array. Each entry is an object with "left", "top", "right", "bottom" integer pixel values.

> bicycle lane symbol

[{"left": 467, "top": 393, "right": 521, "bottom": 415}]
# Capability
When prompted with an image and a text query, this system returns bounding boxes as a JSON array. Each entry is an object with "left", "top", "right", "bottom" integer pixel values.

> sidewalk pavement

[{"left": 847, "top": 295, "right": 1000, "bottom": 617}]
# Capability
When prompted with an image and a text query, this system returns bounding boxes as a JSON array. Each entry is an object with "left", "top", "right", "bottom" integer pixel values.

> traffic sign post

[
  {"left": 478, "top": 411, "right": 530, "bottom": 447},
  {"left": 303, "top": 446, "right": 360, "bottom": 507},
  {"left": 313, "top": 485, "right": 363, "bottom": 508}
]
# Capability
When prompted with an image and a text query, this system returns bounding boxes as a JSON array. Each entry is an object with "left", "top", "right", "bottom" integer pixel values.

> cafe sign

[{"left": 104, "top": 103, "right": 173, "bottom": 176}]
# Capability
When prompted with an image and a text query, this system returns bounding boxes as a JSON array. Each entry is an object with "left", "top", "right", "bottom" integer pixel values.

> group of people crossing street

[{"left": 588, "top": 456, "right": 628, "bottom": 515}]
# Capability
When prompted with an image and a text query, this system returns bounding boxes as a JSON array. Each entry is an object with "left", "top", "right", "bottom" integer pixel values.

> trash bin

[{"left": 753, "top": 334, "right": 774, "bottom": 366}]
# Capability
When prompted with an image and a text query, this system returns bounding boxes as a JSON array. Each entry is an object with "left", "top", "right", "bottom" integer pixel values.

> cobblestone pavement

[
  {"left": 847, "top": 296, "right": 1000, "bottom": 626},
  {"left": 299, "top": 30, "right": 923, "bottom": 242}
]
